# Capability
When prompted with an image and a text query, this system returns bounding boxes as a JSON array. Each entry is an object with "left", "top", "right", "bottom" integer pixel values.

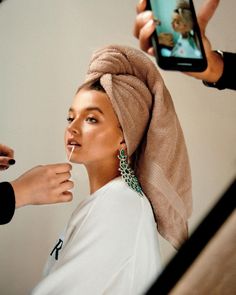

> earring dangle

[{"left": 118, "top": 149, "right": 143, "bottom": 197}]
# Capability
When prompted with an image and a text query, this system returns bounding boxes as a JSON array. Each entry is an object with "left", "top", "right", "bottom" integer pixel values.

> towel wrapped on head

[{"left": 79, "top": 45, "right": 192, "bottom": 249}]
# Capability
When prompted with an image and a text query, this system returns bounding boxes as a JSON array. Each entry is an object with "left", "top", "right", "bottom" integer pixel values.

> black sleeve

[
  {"left": 0, "top": 182, "right": 16, "bottom": 225},
  {"left": 203, "top": 52, "right": 236, "bottom": 90}
]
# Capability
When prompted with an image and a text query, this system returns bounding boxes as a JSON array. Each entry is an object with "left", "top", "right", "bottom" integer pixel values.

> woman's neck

[{"left": 85, "top": 161, "right": 120, "bottom": 194}]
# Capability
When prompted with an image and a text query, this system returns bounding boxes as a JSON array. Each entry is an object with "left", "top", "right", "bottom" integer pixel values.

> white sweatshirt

[{"left": 31, "top": 177, "right": 162, "bottom": 295}]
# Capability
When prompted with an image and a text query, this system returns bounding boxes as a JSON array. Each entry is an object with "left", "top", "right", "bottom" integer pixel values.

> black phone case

[{"left": 146, "top": 0, "right": 207, "bottom": 72}]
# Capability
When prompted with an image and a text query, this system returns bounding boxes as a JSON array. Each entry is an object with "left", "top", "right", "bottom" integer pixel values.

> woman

[{"left": 31, "top": 44, "right": 192, "bottom": 294}]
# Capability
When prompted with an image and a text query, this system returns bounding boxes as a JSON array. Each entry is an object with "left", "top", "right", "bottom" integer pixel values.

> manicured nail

[{"left": 8, "top": 159, "right": 16, "bottom": 165}]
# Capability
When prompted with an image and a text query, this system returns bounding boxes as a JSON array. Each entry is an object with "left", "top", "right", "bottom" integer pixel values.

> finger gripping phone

[{"left": 146, "top": 0, "right": 207, "bottom": 72}]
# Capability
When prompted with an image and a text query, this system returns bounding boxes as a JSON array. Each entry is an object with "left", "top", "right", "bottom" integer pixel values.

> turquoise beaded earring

[{"left": 118, "top": 149, "right": 143, "bottom": 196}]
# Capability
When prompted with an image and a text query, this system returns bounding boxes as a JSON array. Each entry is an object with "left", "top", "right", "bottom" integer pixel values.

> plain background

[{"left": 0, "top": 0, "right": 235, "bottom": 294}]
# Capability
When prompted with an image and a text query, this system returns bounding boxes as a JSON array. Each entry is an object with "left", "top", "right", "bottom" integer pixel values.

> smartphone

[{"left": 146, "top": 0, "right": 207, "bottom": 72}]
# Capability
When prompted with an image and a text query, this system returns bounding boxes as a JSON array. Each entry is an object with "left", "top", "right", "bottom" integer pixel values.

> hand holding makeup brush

[
  {"left": 0, "top": 143, "right": 74, "bottom": 224},
  {"left": 10, "top": 163, "right": 74, "bottom": 208}
]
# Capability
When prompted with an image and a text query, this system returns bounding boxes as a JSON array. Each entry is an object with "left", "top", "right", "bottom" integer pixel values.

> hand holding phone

[{"left": 146, "top": 0, "right": 207, "bottom": 72}]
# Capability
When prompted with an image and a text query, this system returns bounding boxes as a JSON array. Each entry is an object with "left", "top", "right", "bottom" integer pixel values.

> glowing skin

[{"left": 64, "top": 88, "right": 125, "bottom": 193}]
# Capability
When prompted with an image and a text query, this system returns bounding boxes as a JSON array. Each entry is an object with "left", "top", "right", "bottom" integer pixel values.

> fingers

[
  {"left": 197, "top": 0, "right": 220, "bottom": 33},
  {"left": 133, "top": 0, "right": 156, "bottom": 57},
  {"left": 49, "top": 176, "right": 74, "bottom": 204},
  {"left": 147, "top": 47, "right": 155, "bottom": 56},
  {"left": 0, "top": 144, "right": 14, "bottom": 158},
  {"left": 138, "top": 18, "right": 156, "bottom": 55},
  {"left": 42, "top": 163, "right": 72, "bottom": 174},
  {"left": 44, "top": 164, "right": 74, "bottom": 204},
  {"left": 0, "top": 157, "right": 16, "bottom": 170},
  {"left": 61, "top": 179, "right": 74, "bottom": 191},
  {"left": 0, "top": 144, "right": 15, "bottom": 170},
  {"left": 56, "top": 171, "right": 72, "bottom": 184},
  {"left": 60, "top": 191, "right": 73, "bottom": 203},
  {"left": 136, "top": 0, "right": 147, "bottom": 14},
  {"left": 54, "top": 169, "right": 74, "bottom": 203},
  {"left": 42, "top": 164, "right": 74, "bottom": 194},
  {"left": 53, "top": 181, "right": 74, "bottom": 204},
  {"left": 134, "top": 10, "right": 153, "bottom": 38},
  {"left": 44, "top": 163, "right": 73, "bottom": 190},
  {"left": 54, "top": 163, "right": 72, "bottom": 174},
  {"left": 134, "top": 0, "right": 150, "bottom": 38}
]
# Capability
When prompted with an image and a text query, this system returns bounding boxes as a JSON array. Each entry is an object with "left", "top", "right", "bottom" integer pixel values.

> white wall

[{"left": 0, "top": 0, "right": 235, "bottom": 294}]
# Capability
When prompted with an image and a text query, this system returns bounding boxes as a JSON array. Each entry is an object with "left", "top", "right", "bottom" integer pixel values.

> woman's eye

[
  {"left": 67, "top": 117, "right": 74, "bottom": 123},
  {"left": 86, "top": 117, "right": 98, "bottom": 123}
]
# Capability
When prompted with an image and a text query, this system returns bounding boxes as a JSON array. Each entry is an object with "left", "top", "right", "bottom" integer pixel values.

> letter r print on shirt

[{"left": 50, "top": 239, "right": 63, "bottom": 260}]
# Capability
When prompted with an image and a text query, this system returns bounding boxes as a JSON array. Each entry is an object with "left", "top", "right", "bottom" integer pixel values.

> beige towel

[{"left": 79, "top": 45, "right": 192, "bottom": 249}]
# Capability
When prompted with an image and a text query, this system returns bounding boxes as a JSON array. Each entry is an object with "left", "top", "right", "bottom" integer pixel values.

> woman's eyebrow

[
  {"left": 84, "top": 107, "right": 104, "bottom": 115},
  {"left": 68, "top": 106, "right": 104, "bottom": 115}
]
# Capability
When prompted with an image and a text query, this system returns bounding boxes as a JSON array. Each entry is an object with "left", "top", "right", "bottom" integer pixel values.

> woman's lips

[{"left": 67, "top": 139, "right": 81, "bottom": 148}]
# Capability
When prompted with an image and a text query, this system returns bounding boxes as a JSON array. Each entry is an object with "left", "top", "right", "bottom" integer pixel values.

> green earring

[{"left": 118, "top": 149, "right": 143, "bottom": 197}]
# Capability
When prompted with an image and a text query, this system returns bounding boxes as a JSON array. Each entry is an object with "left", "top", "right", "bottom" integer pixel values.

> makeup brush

[{"left": 68, "top": 146, "right": 75, "bottom": 162}]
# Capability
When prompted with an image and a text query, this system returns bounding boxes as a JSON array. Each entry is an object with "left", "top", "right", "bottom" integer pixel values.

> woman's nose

[{"left": 67, "top": 120, "right": 80, "bottom": 135}]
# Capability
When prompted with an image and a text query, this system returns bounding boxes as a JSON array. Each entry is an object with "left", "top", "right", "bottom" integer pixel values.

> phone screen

[{"left": 147, "top": 0, "right": 207, "bottom": 71}]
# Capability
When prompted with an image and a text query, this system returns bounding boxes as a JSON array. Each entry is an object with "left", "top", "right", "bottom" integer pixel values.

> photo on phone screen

[{"left": 147, "top": 0, "right": 207, "bottom": 71}]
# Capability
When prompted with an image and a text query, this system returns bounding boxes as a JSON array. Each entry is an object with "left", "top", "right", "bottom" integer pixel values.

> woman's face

[
  {"left": 64, "top": 88, "right": 124, "bottom": 167},
  {"left": 171, "top": 12, "right": 190, "bottom": 35}
]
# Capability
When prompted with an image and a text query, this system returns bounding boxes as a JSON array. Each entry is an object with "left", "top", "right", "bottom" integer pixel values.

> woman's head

[
  {"left": 65, "top": 80, "right": 125, "bottom": 169},
  {"left": 172, "top": 1, "right": 193, "bottom": 35}
]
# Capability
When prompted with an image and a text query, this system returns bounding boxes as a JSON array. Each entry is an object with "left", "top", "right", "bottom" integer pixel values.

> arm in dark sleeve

[
  {"left": 0, "top": 182, "right": 16, "bottom": 225},
  {"left": 203, "top": 52, "right": 236, "bottom": 90}
]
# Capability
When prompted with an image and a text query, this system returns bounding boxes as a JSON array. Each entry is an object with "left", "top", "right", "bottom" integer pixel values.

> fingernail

[
  {"left": 142, "top": 10, "right": 153, "bottom": 20},
  {"left": 147, "top": 19, "right": 154, "bottom": 27},
  {"left": 8, "top": 159, "right": 16, "bottom": 165}
]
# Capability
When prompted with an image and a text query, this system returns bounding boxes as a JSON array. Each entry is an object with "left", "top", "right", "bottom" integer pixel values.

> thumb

[{"left": 0, "top": 157, "right": 15, "bottom": 170}]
